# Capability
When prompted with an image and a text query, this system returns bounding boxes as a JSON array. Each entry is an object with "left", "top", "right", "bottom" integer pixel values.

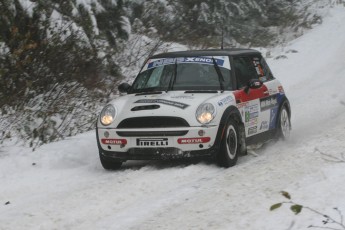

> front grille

[
  {"left": 116, "top": 130, "right": 188, "bottom": 137},
  {"left": 117, "top": 117, "right": 190, "bottom": 128}
]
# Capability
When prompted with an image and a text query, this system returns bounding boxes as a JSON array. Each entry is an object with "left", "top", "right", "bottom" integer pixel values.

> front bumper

[{"left": 96, "top": 126, "right": 221, "bottom": 161}]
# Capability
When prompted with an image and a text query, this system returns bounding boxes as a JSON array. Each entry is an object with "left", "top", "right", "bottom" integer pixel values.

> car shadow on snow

[
  {"left": 97, "top": 140, "right": 290, "bottom": 172},
  {"left": 116, "top": 157, "right": 215, "bottom": 171}
]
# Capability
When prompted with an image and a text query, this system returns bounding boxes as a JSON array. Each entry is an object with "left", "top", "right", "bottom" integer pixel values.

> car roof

[{"left": 150, "top": 48, "right": 261, "bottom": 59}]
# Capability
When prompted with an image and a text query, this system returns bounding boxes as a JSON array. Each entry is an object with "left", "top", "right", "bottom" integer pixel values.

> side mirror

[
  {"left": 118, "top": 82, "right": 131, "bottom": 93},
  {"left": 244, "top": 79, "right": 263, "bottom": 94}
]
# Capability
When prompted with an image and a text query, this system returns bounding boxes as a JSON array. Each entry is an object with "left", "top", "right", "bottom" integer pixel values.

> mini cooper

[{"left": 96, "top": 49, "right": 291, "bottom": 170}]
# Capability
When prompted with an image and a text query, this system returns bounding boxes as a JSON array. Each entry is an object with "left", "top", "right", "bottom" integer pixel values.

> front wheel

[
  {"left": 216, "top": 119, "right": 240, "bottom": 168},
  {"left": 276, "top": 105, "right": 291, "bottom": 140},
  {"left": 99, "top": 153, "right": 123, "bottom": 170}
]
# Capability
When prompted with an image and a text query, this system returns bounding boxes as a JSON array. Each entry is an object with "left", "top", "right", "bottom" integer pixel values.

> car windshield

[{"left": 130, "top": 56, "right": 232, "bottom": 93}]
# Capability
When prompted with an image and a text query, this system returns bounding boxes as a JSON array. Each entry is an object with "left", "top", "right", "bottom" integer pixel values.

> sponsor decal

[
  {"left": 246, "top": 104, "right": 259, "bottom": 113},
  {"left": 101, "top": 139, "right": 127, "bottom": 145},
  {"left": 248, "top": 126, "right": 257, "bottom": 136},
  {"left": 171, "top": 96, "right": 194, "bottom": 99},
  {"left": 136, "top": 138, "right": 168, "bottom": 147},
  {"left": 260, "top": 95, "right": 278, "bottom": 111},
  {"left": 177, "top": 137, "right": 211, "bottom": 144},
  {"left": 269, "top": 108, "right": 278, "bottom": 129},
  {"left": 184, "top": 57, "right": 224, "bottom": 66},
  {"left": 245, "top": 111, "right": 259, "bottom": 122},
  {"left": 260, "top": 121, "right": 269, "bottom": 131},
  {"left": 253, "top": 80, "right": 262, "bottom": 87},
  {"left": 147, "top": 57, "right": 225, "bottom": 69},
  {"left": 218, "top": 96, "right": 234, "bottom": 107},
  {"left": 135, "top": 99, "right": 189, "bottom": 109},
  {"left": 147, "top": 58, "right": 181, "bottom": 69},
  {"left": 253, "top": 58, "right": 264, "bottom": 76},
  {"left": 278, "top": 85, "right": 285, "bottom": 94},
  {"left": 244, "top": 104, "right": 259, "bottom": 125},
  {"left": 236, "top": 102, "right": 248, "bottom": 109},
  {"left": 269, "top": 88, "right": 278, "bottom": 95},
  {"left": 245, "top": 117, "right": 258, "bottom": 127}
]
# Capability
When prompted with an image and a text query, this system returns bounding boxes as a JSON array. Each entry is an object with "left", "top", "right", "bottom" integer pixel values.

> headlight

[
  {"left": 100, "top": 105, "right": 116, "bottom": 126},
  {"left": 196, "top": 103, "right": 216, "bottom": 124}
]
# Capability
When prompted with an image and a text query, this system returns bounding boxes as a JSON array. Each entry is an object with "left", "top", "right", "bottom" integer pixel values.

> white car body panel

[{"left": 97, "top": 91, "right": 237, "bottom": 152}]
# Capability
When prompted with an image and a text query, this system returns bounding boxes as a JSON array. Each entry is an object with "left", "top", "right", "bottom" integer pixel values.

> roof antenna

[
  {"left": 220, "top": 2, "right": 225, "bottom": 50},
  {"left": 221, "top": 25, "right": 224, "bottom": 50}
]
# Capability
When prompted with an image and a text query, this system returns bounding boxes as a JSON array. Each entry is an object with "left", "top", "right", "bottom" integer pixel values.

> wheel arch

[
  {"left": 215, "top": 105, "right": 246, "bottom": 155},
  {"left": 219, "top": 105, "right": 242, "bottom": 124},
  {"left": 277, "top": 95, "right": 292, "bottom": 127}
]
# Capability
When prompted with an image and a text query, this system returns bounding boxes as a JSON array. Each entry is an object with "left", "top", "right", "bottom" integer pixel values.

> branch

[{"left": 271, "top": 192, "right": 345, "bottom": 230}]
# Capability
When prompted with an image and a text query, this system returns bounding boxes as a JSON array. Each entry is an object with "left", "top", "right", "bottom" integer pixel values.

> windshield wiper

[
  {"left": 212, "top": 57, "right": 225, "bottom": 93},
  {"left": 166, "top": 59, "right": 178, "bottom": 92},
  {"left": 184, "top": 90, "right": 218, "bottom": 94}
]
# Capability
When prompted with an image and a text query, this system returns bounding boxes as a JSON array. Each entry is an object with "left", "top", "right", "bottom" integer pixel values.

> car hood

[{"left": 100, "top": 91, "right": 236, "bottom": 127}]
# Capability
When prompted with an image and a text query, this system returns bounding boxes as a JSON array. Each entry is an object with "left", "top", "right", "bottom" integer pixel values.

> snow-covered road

[{"left": 1, "top": 6, "right": 345, "bottom": 230}]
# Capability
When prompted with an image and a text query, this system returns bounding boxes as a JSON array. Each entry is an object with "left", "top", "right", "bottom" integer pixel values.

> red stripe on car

[
  {"left": 177, "top": 137, "right": 211, "bottom": 144},
  {"left": 101, "top": 139, "right": 127, "bottom": 145}
]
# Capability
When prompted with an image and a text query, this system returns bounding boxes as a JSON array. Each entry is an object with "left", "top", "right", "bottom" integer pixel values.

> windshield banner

[{"left": 142, "top": 56, "right": 231, "bottom": 72}]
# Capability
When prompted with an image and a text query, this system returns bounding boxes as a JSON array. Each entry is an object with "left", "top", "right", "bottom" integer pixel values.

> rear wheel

[
  {"left": 99, "top": 153, "right": 122, "bottom": 170},
  {"left": 276, "top": 105, "right": 291, "bottom": 140},
  {"left": 216, "top": 119, "right": 240, "bottom": 168}
]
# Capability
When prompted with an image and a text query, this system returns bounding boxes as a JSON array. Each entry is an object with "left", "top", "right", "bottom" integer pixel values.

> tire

[
  {"left": 216, "top": 119, "right": 240, "bottom": 168},
  {"left": 276, "top": 104, "right": 291, "bottom": 140},
  {"left": 99, "top": 153, "right": 122, "bottom": 170}
]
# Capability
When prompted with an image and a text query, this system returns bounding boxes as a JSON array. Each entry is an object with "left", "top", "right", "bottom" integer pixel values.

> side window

[
  {"left": 260, "top": 57, "right": 275, "bottom": 81},
  {"left": 233, "top": 56, "right": 257, "bottom": 89},
  {"left": 234, "top": 55, "right": 274, "bottom": 89},
  {"left": 253, "top": 56, "right": 274, "bottom": 82}
]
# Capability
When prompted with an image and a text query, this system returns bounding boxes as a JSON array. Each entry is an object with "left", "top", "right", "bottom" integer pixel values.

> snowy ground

[{"left": 1, "top": 5, "right": 345, "bottom": 230}]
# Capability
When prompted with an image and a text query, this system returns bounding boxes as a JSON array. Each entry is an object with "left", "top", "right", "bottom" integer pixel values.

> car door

[
  {"left": 232, "top": 55, "right": 272, "bottom": 137},
  {"left": 257, "top": 56, "right": 283, "bottom": 132}
]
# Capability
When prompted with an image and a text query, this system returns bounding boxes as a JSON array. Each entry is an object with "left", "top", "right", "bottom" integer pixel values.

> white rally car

[{"left": 96, "top": 49, "right": 291, "bottom": 169}]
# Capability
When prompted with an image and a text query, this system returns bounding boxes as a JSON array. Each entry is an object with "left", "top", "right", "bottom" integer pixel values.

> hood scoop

[{"left": 131, "top": 104, "right": 160, "bottom": 111}]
